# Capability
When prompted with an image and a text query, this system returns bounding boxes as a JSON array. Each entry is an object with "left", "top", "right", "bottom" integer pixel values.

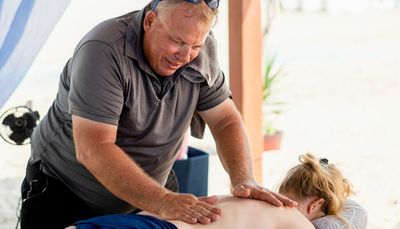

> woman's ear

[{"left": 308, "top": 198, "right": 325, "bottom": 216}]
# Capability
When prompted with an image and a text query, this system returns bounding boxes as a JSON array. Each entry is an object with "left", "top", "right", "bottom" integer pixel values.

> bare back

[
  {"left": 144, "top": 196, "right": 314, "bottom": 229},
  {"left": 67, "top": 196, "right": 314, "bottom": 229}
]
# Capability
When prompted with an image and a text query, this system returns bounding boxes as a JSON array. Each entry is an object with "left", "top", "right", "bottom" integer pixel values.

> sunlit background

[{"left": 1, "top": 0, "right": 400, "bottom": 228}]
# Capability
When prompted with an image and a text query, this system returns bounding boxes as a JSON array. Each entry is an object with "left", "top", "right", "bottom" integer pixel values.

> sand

[{"left": 1, "top": 2, "right": 400, "bottom": 229}]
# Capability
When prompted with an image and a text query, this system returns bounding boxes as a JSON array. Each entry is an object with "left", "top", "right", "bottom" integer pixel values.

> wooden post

[{"left": 229, "top": 0, "right": 263, "bottom": 183}]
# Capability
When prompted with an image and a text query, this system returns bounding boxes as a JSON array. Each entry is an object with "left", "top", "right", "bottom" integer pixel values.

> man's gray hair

[{"left": 149, "top": 0, "right": 218, "bottom": 27}]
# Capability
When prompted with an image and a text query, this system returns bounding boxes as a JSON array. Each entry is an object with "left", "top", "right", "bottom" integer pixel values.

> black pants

[
  {"left": 20, "top": 161, "right": 179, "bottom": 229},
  {"left": 20, "top": 162, "right": 100, "bottom": 229}
]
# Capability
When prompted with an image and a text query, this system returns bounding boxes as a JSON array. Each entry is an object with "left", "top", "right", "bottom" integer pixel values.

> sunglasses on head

[{"left": 152, "top": 0, "right": 220, "bottom": 11}]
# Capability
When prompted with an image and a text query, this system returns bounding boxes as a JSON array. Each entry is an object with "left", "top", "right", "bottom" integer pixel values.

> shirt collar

[
  {"left": 184, "top": 30, "right": 221, "bottom": 87},
  {"left": 124, "top": 6, "right": 147, "bottom": 67}
]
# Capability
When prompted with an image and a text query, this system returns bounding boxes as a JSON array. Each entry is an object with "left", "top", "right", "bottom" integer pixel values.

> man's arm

[
  {"left": 72, "top": 115, "right": 221, "bottom": 224},
  {"left": 198, "top": 99, "right": 296, "bottom": 207}
]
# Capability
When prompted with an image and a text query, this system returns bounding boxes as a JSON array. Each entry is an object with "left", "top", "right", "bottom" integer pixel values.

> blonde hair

[
  {"left": 150, "top": 0, "right": 217, "bottom": 28},
  {"left": 278, "top": 153, "right": 352, "bottom": 217}
]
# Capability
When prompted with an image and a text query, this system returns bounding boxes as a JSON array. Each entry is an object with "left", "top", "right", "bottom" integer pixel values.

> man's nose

[{"left": 176, "top": 46, "right": 191, "bottom": 64}]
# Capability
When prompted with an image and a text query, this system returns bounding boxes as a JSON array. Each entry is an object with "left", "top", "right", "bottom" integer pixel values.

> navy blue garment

[{"left": 75, "top": 214, "right": 178, "bottom": 229}]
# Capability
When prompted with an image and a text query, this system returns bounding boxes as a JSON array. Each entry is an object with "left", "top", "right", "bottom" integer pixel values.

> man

[{"left": 20, "top": 0, "right": 296, "bottom": 228}]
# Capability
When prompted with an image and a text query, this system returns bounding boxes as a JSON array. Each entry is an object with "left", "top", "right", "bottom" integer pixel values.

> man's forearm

[
  {"left": 77, "top": 142, "right": 168, "bottom": 214},
  {"left": 210, "top": 114, "right": 255, "bottom": 187}
]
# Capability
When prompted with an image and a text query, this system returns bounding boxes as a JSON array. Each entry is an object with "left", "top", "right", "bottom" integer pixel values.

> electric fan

[{"left": 0, "top": 106, "right": 40, "bottom": 145}]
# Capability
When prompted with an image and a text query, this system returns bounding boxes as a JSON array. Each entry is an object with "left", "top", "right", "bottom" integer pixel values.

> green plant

[
  {"left": 262, "top": 54, "right": 284, "bottom": 135},
  {"left": 263, "top": 0, "right": 285, "bottom": 35}
]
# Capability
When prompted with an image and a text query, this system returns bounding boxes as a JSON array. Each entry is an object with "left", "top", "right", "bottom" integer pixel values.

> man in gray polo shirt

[{"left": 20, "top": 0, "right": 296, "bottom": 228}]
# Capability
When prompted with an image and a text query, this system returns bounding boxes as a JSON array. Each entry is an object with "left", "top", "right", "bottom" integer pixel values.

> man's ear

[
  {"left": 143, "top": 11, "right": 156, "bottom": 31},
  {"left": 308, "top": 198, "right": 325, "bottom": 215}
]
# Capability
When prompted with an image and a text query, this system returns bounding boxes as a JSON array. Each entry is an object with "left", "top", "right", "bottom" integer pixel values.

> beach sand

[
  {"left": 201, "top": 9, "right": 400, "bottom": 229},
  {"left": 1, "top": 2, "right": 400, "bottom": 229}
]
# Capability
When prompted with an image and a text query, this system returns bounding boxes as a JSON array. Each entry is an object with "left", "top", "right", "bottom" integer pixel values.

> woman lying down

[{"left": 67, "top": 154, "right": 367, "bottom": 229}]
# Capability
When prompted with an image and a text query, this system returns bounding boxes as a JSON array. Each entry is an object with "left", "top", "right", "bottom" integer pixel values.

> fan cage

[{"left": 0, "top": 106, "right": 38, "bottom": 145}]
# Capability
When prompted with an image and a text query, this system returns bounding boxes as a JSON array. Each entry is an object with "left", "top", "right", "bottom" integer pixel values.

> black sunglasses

[{"left": 152, "top": 0, "right": 219, "bottom": 11}]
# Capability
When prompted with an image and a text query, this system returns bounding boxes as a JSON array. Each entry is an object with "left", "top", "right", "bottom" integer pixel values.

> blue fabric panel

[
  {"left": 0, "top": 0, "right": 35, "bottom": 70},
  {"left": 0, "top": 0, "right": 70, "bottom": 109},
  {"left": 0, "top": 1, "right": 3, "bottom": 21},
  {"left": 0, "top": 0, "right": 34, "bottom": 108},
  {"left": 76, "top": 214, "right": 178, "bottom": 229}
]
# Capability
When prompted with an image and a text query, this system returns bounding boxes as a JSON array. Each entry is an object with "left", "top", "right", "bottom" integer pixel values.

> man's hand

[
  {"left": 158, "top": 193, "right": 222, "bottom": 224},
  {"left": 232, "top": 182, "right": 297, "bottom": 207}
]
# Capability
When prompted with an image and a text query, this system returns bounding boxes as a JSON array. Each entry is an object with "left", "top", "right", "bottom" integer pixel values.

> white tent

[{"left": 0, "top": 0, "right": 70, "bottom": 108}]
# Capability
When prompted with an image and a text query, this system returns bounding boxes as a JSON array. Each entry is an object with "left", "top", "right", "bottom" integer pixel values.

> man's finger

[
  {"left": 181, "top": 212, "right": 197, "bottom": 224},
  {"left": 274, "top": 192, "right": 298, "bottom": 207},
  {"left": 186, "top": 208, "right": 210, "bottom": 224},
  {"left": 197, "top": 196, "right": 222, "bottom": 215},
  {"left": 192, "top": 204, "right": 219, "bottom": 223},
  {"left": 232, "top": 184, "right": 251, "bottom": 197},
  {"left": 198, "top": 195, "right": 218, "bottom": 205},
  {"left": 195, "top": 202, "right": 222, "bottom": 218},
  {"left": 251, "top": 187, "right": 283, "bottom": 207}
]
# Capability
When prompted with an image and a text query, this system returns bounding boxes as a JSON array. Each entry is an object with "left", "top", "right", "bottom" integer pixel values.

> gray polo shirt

[{"left": 30, "top": 6, "right": 231, "bottom": 214}]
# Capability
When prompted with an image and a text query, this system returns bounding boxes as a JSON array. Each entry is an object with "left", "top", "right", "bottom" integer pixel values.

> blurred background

[{"left": 1, "top": 0, "right": 400, "bottom": 228}]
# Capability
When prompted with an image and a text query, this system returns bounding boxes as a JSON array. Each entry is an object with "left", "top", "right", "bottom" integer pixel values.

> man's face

[{"left": 143, "top": 7, "right": 211, "bottom": 76}]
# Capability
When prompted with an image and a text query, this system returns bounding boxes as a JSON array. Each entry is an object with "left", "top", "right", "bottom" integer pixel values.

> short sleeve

[
  {"left": 68, "top": 41, "right": 124, "bottom": 126},
  {"left": 196, "top": 71, "right": 231, "bottom": 111}
]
